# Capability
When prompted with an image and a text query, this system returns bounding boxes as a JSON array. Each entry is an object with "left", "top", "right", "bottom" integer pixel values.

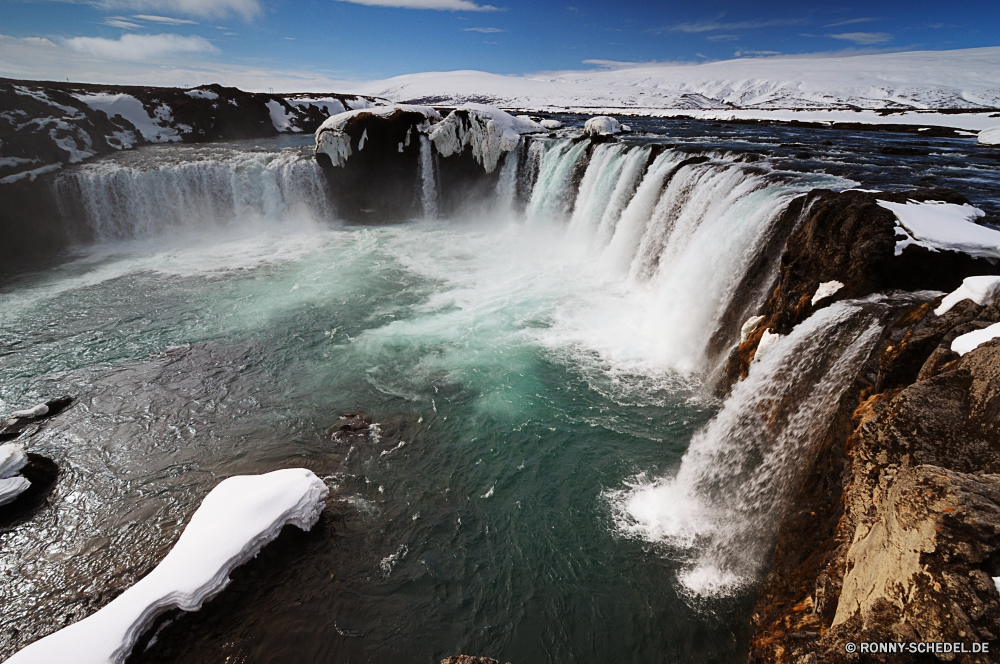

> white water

[
  {"left": 418, "top": 134, "right": 439, "bottom": 219},
  {"left": 60, "top": 149, "right": 332, "bottom": 241},
  {"left": 610, "top": 299, "right": 886, "bottom": 597}
]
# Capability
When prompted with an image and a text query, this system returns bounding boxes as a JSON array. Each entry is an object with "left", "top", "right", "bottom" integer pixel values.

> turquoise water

[{"left": 0, "top": 217, "right": 741, "bottom": 662}]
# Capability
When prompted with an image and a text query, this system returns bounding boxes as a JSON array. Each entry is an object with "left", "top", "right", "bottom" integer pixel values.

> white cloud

[
  {"left": 667, "top": 19, "right": 804, "bottom": 33},
  {"left": 133, "top": 14, "right": 200, "bottom": 25},
  {"left": 98, "top": 0, "right": 260, "bottom": 20},
  {"left": 104, "top": 17, "right": 144, "bottom": 29},
  {"left": 335, "top": 0, "right": 498, "bottom": 11},
  {"left": 706, "top": 34, "right": 738, "bottom": 42},
  {"left": 734, "top": 49, "right": 781, "bottom": 57},
  {"left": 463, "top": 27, "right": 503, "bottom": 33},
  {"left": 824, "top": 17, "right": 880, "bottom": 28},
  {"left": 65, "top": 33, "right": 217, "bottom": 60},
  {"left": 582, "top": 59, "right": 649, "bottom": 68},
  {"left": 828, "top": 32, "right": 893, "bottom": 44}
]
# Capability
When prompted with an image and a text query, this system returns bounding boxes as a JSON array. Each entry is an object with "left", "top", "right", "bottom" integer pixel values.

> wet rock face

[
  {"left": 748, "top": 253, "right": 1000, "bottom": 661},
  {"left": 725, "top": 188, "right": 1000, "bottom": 387}
]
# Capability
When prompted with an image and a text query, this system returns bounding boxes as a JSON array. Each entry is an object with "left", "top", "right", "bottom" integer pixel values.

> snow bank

[
  {"left": 0, "top": 443, "right": 28, "bottom": 479},
  {"left": 429, "top": 103, "right": 544, "bottom": 173},
  {"left": 0, "top": 476, "right": 30, "bottom": 507},
  {"left": 877, "top": 200, "right": 1000, "bottom": 259},
  {"left": 583, "top": 116, "right": 622, "bottom": 137},
  {"left": 754, "top": 329, "right": 782, "bottom": 362},
  {"left": 265, "top": 100, "right": 301, "bottom": 133},
  {"left": 935, "top": 276, "right": 1000, "bottom": 316},
  {"left": 74, "top": 93, "right": 181, "bottom": 143},
  {"left": 7, "top": 468, "right": 328, "bottom": 664},
  {"left": 11, "top": 403, "right": 49, "bottom": 419},
  {"left": 980, "top": 126, "right": 1000, "bottom": 146},
  {"left": 315, "top": 104, "right": 440, "bottom": 168},
  {"left": 812, "top": 280, "right": 845, "bottom": 305},
  {"left": 951, "top": 322, "right": 1000, "bottom": 356}
]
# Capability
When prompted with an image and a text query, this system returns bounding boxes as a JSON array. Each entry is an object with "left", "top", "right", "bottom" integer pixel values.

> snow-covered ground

[
  {"left": 6, "top": 468, "right": 328, "bottom": 664},
  {"left": 349, "top": 47, "right": 1000, "bottom": 130},
  {"left": 877, "top": 200, "right": 1000, "bottom": 259}
]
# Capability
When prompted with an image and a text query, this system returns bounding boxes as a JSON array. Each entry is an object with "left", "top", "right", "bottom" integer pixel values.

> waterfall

[
  {"left": 57, "top": 150, "right": 333, "bottom": 241},
  {"left": 494, "top": 150, "right": 518, "bottom": 214},
  {"left": 419, "top": 134, "right": 439, "bottom": 219},
  {"left": 610, "top": 297, "right": 896, "bottom": 597},
  {"left": 525, "top": 139, "right": 590, "bottom": 224}
]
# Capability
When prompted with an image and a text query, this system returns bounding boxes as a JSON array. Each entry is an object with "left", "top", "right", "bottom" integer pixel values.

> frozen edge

[{"left": 6, "top": 468, "right": 328, "bottom": 664}]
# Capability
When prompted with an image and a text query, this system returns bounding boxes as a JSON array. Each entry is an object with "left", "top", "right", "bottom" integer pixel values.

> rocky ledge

[{"left": 730, "top": 188, "right": 1000, "bottom": 662}]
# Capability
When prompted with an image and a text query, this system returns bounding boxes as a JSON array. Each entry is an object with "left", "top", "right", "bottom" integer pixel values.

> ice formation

[
  {"left": 429, "top": 103, "right": 545, "bottom": 173},
  {"left": 10, "top": 403, "right": 49, "bottom": 419},
  {"left": 877, "top": 200, "right": 999, "bottom": 259},
  {"left": 6, "top": 468, "right": 328, "bottom": 664},
  {"left": 951, "top": 322, "right": 1000, "bottom": 356},
  {"left": 740, "top": 315, "right": 765, "bottom": 343},
  {"left": 314, "top": 104, "right": 440, "bottom": 168},
  {"left": 935, "top": 275, "right": 1000, "bottom": 316},
  {"left": 583, "top": 116, "right": 622, "bottom": 137},
  {"left": 754, "top": 329, "right": 782, "bottom": 362},
  {"left": 980, "top": 126, "right": 1000, "bottom": 145},
  {"left": 811, "top": 280, "right": 845, "bottom": 305},
  {"left": 0, "top": 444, "right": 28, "bottom": 479},
  {"left": 540, "top": 119, "right": 562, "bottom": 130},
  {"left": 0, "top": 443, "right": 30, "bottom": 507}
]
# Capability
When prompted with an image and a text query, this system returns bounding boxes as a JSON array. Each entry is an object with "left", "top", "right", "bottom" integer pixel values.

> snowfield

[
  {"left": 6, "top": 468, "right": 328, "bottom": 664},
  {"left": 348, "top": 47, "right": 1000, "bottom": 128}
]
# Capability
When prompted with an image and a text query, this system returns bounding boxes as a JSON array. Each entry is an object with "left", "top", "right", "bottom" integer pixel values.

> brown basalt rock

[{"left": 441, "top": 657, "right": 510, "bottom": 664}]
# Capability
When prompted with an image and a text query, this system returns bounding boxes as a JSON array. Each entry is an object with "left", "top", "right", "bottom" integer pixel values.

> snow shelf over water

[
  {"left": 877, "top": 200, "right": 1000, "bottom": 259},
  {"left": 935, "top": 276, "right": 1000, "bottom": 316},
  {"left": 6, "top": 468, "right": 328, "bottom": 664}
]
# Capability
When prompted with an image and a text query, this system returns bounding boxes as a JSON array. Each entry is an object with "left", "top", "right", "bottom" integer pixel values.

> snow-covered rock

[
  {"left": 540, "top": 119, "right": 562, "bottom": 130},
  {"left": 10, "top": 403, "right": 49, "bottom": 419},
  {"left": 184, "top": 89, "right": 218, "bottom": 100},
  {"left": 0, "top": 443, "right": 28, "bottom": 479},
  {"left": 877, "top": 200, "right": 1000, "bottom": 259},
  {"left": 951, "top": 322, "right": 1000, "bottom": 356},
  {"left": 265, "top": 100, "right": 301, "bottom": 133},
  {"left": 75, "top": 93, "right": 182, "bottom": 144},
  {"left": 6, "top": 468, "right": 328, "bottom": 664},
  {"left": 754, "top": 329, "right": 782, "bottom": 362},
  {"left": 740, "top": 315, "right": 765, "bottom": 343},
  {"left": 583, "top": 116, "right": 622, "bottom": 137},
  {"left": 935, "top": 276, "right": 1000, "bottom": 316},
  {"left": 315, "top": 104, "right": 440, "bottom": 168},
  {"left": 429, "top": 103, "right": 545, "bottom": 173},
  {"left": 0, "top": 476, "right": 31, "bottom": 507},
  {"left": 979, "top": 126, "right": 1000, "bottom": 145},
  {"left": 811, "top": 280, "right": 845, "bottom": 306}
]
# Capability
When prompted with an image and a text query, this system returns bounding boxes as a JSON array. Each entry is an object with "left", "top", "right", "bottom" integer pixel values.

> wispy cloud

[
  {"left": 706, "top": 34, "right": 738, "bottom": 42},
  {"left": 134, "top": 14, "right": 199, "bottom": 25},
  {"left": 97, "top": 0, "right": 260, "bottom": 20},
  {"left": 828, "top": 31, "right": 893, "bottom": 44},
  {"left": 103, "top": 17, "right": 143, "bottom": 29},
  {"left": 665, "top": 19, "right": 805, "bottom": 33},
  {"left": 734, "top": 49, "right": 781, "bottom": 57},
  {"left": 582, "top": 58, "right": 648, "bottom": 68},
  {"left": 463, "top": 27, "right": 503, "bottom": 33},
  {"left": 824, "top": 17, "right": 879, "bottom": 28},
  {"left": 65, "top": 33, "right": 217, "bottom": 60},
  {"left": 335, "top": 0, "right": 498, "bottom": 10}
]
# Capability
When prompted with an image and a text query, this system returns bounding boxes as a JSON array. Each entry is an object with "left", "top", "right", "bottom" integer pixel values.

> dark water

[{"left": 1, "top": 117, "right": 998, "bottom": 663}]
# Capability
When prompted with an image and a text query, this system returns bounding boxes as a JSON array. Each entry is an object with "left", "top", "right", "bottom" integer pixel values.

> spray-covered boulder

[
  {"left": 980, "top": 125, "right": 1000, "bottom": 146},
  {"left": 428, "top": 104, "right": 545, "bottom": 174},
  {"left": 583, "top": 116, "right": 623, "bottom": 137}
]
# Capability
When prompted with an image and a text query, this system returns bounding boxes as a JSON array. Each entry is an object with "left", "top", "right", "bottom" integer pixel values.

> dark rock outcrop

[
  {"left": 441, "top": 656, "right": 510, "bottom": 664},
  {"left": 743, "top": 189, "right": 1000, "bottom": 662}
]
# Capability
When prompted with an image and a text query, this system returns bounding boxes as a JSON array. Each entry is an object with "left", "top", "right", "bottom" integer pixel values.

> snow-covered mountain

[{"left": 351, "top": 47, "right": 1000, "bottom": 112}]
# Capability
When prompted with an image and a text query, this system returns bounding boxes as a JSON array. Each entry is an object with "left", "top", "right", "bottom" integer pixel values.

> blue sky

[{"left": 1, "top": 0, "right": 998, "bottom": 89}]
